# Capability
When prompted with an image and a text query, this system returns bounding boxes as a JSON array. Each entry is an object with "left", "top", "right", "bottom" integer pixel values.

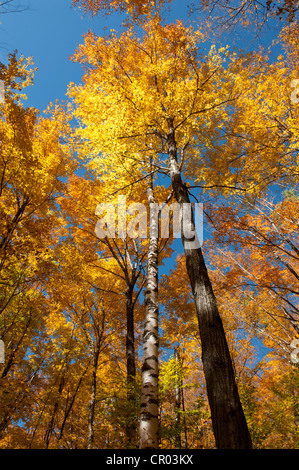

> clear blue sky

[
  {"left": 0, "top": 0, "right": 191, "bottom": 111},
  {"left": 0, "top": 1, "right": 281, "bottom": 112},
  {"left": 0, "top": 0, "right": 123, "bottom": 110}
]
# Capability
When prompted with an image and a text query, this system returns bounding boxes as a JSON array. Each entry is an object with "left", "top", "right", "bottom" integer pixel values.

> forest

[{"left": 0, "top": 0, "right": 299, "bottom": 449}]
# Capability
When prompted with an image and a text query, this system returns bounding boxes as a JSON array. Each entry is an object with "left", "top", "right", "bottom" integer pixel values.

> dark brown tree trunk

[
  {"left": 100, "top": 237, "right": 141, "bottom": 447},
  {"left": 166, "top": 120, "right": 252, "bottom": 449},
  {"left": 125, "top": 282, "right": 137, "bottom": 447},
  {"left": 87, "top": 342, "right": 100, "bottom": 448},
  {"left": 58, "top": 362, "right": 89, "bottom": 441},
  {"left": 44, "top": 365, "right": 67, "bottom": 449},
  {"left": 126, "top": 284, "right": 136, "bottom": 382}
]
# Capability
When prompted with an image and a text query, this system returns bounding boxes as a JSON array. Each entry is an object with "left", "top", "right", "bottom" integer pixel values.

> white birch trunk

[{"left": 139, "top": 188, "right": 159, "bottom": 449}]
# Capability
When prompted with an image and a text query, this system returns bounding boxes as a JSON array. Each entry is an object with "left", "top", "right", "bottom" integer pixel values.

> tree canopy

[{"left": 0, "top": 0, "right": 298, "bottom": 450}]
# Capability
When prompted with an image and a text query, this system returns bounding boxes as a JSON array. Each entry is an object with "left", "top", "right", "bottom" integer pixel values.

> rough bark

[
  {"left": 87, "top": 341, "right": 101, "bottom": 448},
  {"left": 174, "top": 348, "right": 181, "bottom": 450},
  {"left": 125, "top": 282, "right": 137, "bottom": 447},
  {"left": 166, "top": 119, "right": 252, "bottom": 449},
  {"left": 88, "top": 303, "right": 105, "bottom": 448},
  {"left": 139, "top": 188, "right": 159, "bottom": 449}
]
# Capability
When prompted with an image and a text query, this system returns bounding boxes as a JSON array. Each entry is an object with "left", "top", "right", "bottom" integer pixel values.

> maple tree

[
  {"left": 159, "top": 227, "right": 299, "bottom": 449},
  {"left": 54, "top": 170, "right": 174, "bottom": 448},
  {"left": 56, "top": 173, "right": 146, "bottom": 447},
  {"left": 0, "top": 52, "right": 76, "bottom": 445}
]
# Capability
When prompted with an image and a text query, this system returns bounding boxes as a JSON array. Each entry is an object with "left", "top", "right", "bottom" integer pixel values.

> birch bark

[{"left": 139, "top": 187, "right": 159, "bottom": 449}]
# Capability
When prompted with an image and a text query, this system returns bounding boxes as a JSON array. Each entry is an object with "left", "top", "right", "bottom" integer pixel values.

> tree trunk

[
  {"left": 174, "top": 348, "right": 181, "bottom": 450},
  {"left": 58, "top": 362, "right": 89, "bottom": 441},
  {"left": 139, "top": 188, "right": 159, "bottom": 449},
  {"left": 166, "top": 120, "right": 252, "bottom": 449},
  {"left": 44, "top": 363, "right": 67, "bottom": 449},
  {"left": 87, "top": 343, "right": 100, "bottom": 448},
  {"left": 125, "top": 282, "right": 137, "bottom": 447}
]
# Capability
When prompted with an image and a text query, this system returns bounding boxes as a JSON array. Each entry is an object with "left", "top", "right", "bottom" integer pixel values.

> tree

[
  {"left": 139, "top": 185, "right": 160, "bottom": 449},
  {"left": 56, "top": 173, "right": 149, "bottom": 447},
  {"left": 43, "top": 240, "right": 122, "bottom": 448},
  {"left": 0, "top": 53, "right": 75, "bottom": 444},
  {"left": 68, "top": 16, "right": 253, "bottom": 448},
  {"left": 206, "top": 190, "right": 299, "bottom": 353}
]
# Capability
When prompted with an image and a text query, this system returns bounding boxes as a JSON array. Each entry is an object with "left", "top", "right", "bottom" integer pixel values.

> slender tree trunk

[
  {"left": 181, "top": 375, "right": 188, "bottom": 449},
  {"left": 44, "top": 365, "right": 67, "bottom": 449},
  {"left": 126, "top": 283, "right": 136, "bottom": 382},
  {"left": 140, "top": 188, "right": 159, "bottom": 449},
  {"left": 87, "top": 343, "right": 100, "bottom": 448},
  {"left": 58, "top": 362, "right": 89, "bottom": 441},
  {"left": 166, "top": 120, "right": 252, "bottom": 449},
  {"left": 102, "top": 238, "right": 140, "bottom": 446},
  {"left": 125, "top": 282, "right": 137, "bottom": 447},
  {"left": 44, "top": 400, "right": 59, "bottom": 449},
  {"left": 174, "top": 348, "right": 181, "bottom": 450}
]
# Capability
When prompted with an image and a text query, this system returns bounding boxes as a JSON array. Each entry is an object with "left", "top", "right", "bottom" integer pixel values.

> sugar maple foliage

[
  {"left": 57, "top": 174, "right": 146, "bottom": 447},
  {"left": 160, "top": 230, "right": 299, "bottom": 448},
  {"left": 206, "top": 191, "right": 299, "bottom": 351},
  {"left": 0, "top": 53, "right": 76, "bottom": 445},
  {"left": 68, "top": 16, "right": 255, "bottom": 449},
  {"left": 2, "top": 0, "right": 299, "bottom": 451},
  {"left": 55, "top": 171, "right": 174, "bottom": 448},
  {"left": 42, "top": 241, "right": 128, "bottom": 449}
]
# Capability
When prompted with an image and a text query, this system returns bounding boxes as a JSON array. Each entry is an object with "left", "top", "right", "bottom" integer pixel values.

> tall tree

[
  {"left": 57, "top": 173, "right": 152, "bottom": 446},
  {"left": 0, "top": 52, "right": 75, "bottom": 443},
  {"left": 68, "top": 17, "right": 254, "bottom": 448},
  {"left": 139, "top": 185, "right": 160, "bottom": 449}
]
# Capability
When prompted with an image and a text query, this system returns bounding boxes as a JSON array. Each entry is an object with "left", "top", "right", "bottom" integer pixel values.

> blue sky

[
  {"left": 0, "top": 1, "right": 282, "bottom": 112},
  {"left": 0, "top": 0, "right": 190, "bottom": 111},
  {"left": 0, "top": 1, "right": 120, "bottom": 110}
]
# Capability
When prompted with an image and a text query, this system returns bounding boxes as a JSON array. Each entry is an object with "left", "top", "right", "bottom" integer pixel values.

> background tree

[{"left": 0, "top": 53, "right": 75, "bottom": 445}]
